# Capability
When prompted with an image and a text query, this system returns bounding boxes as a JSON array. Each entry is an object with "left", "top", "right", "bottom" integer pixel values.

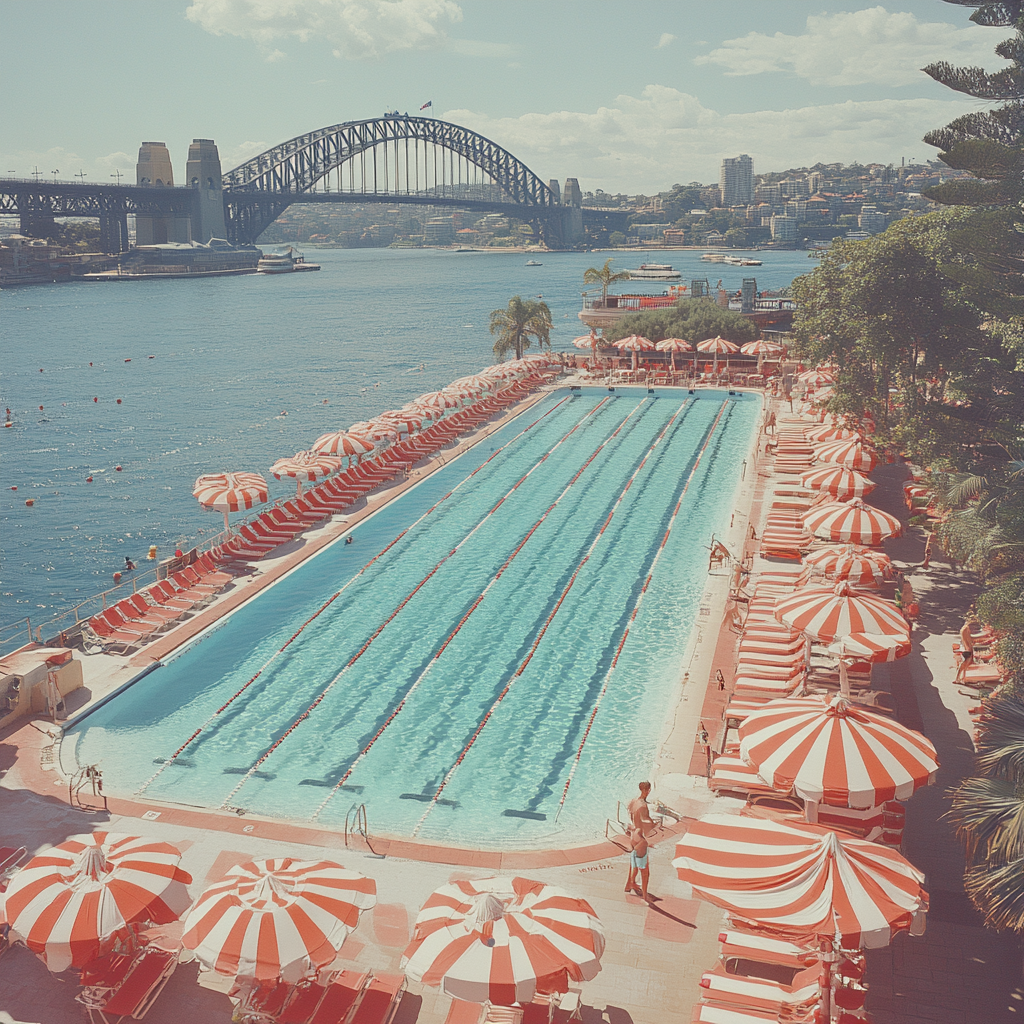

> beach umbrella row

[{"left": 193, "top": 472, "right": 270, "bottom": 532}]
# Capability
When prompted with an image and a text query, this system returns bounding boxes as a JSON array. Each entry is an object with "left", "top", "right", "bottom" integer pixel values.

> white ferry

[
  {"left": 257, "top": 247, "right": 321, "bottom": 274},
  {"left": 627, "top": 263, "right": 681, "bottom": 280}
]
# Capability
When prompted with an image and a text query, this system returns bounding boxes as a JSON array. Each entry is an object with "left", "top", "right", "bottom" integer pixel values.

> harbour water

[{"left": 0, "top": 247, "right": 810, "bottom": 637}]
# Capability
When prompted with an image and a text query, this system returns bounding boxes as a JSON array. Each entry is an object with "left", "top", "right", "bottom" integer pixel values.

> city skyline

[{"left": 1, "top": 1, "right": 1007, "bottom": 194}]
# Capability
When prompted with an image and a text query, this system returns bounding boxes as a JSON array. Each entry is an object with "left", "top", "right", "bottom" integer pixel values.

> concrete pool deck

[{"left": 0, "top": 381, "right": 770, "bottom": 1022}]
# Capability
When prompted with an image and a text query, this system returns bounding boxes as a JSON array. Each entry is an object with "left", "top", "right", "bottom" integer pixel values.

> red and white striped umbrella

[
  {"left": 828, "top": 632, "right": 911, "bottom": 663},
  {"left": 378, "top": 408, "right": 429, "bottom": 435},
  {"left": 740, "top": 340, "right": 783, "bottom": 356},
  {"left": 803, "top": 498, "right": 902, "bottom": 545},
  {"left": 449, "top": 374, "right": 497, "bottom": 395},
  {"left": 800, "top": 465, "right": 876, "bottom": 500},
  {"left": 180, "top": 858, "right": 376, "bottom": 985},
  {"left": 350, "top": 419, "right": 400, "bottom": 443},
  {"left": 774, "top": 581, "right": 906, "bottom": 642},
  {"left": 413, "top": 391, "right": 461, "bottom": 415},
  {"left": 194, "top": 471, "right": 269, "bottom": 531},
  {"left": 655, "top": 337, "right": 692, "bottom": 371},
  {"left": 739, "top": 694, "right": 937, "bottom": 807},
  {"left": 814, "top": 440, "right": 878, "bottom": 473},
  {"left": 572, "top": 333, "right": 600, "bottom": 352},
  {"left": 312, "top": 432, "right": 376, "bottom": 459},
  {"left": 401, "top": 877, "right": 604, "bottom": 1005},
  {"left": 3, "top": 832, "right": 192, "bottom": 972},
  {"left": 271, "top": 451, "right": 343, "bottom": 495},
  {"left": 696, "top": 336, "right": 740, "bottom": 355},
  {"left": 798, "top": 369, "right": 835, "bottom": 387},
  {"left": 804, "top": 545, "right": 892, "bottom": 586},
  {"left": 672, "top": 814, "right": 928, "bottom": 948},
  {"left": 613, "top": 335, "right": 655, "bottom": 372},
  {"left": 806, "top": 426, "right": 860, "bottom": 443}
]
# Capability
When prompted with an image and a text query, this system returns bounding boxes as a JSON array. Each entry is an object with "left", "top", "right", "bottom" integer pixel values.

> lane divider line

[
  {"left": 410, "top": 396, "right": 694, "bottom": 836},
  {"left": 307, "top": 399, "right": 650, "bottom": 822},
  {"left": 135, "top": 393, "right": 573, "bottom": 796},
  {"left": 554, "top": 398, "right": 733, "bottom": 821}
]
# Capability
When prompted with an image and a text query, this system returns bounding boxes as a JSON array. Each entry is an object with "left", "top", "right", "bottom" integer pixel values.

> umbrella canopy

[
  {"left": 349, "top": 419, "right": 400, "bottom": 443},
  {"left": 180, "top": 858, "right": 376, "bottom": 985},
  {"left": 194, "top": 471, "right": 269, "bottom": 532},
  {"left": 774, "top": 580, "right": 907, "bottom": 643},
  {"left": 413, "top": 391, "right": 462, "bottom": 415},
  {"left": 696, "top": 337, "right": 740, "bottom": 355},
  {"left": 672, "top": 814, "right": 928, "bottom": 949},
  {"left": 378, "top": 408, "right": 429, "bottom": 435},
  {"left": 800, "top": 465, "right": 876, "bottom": 500},
  {"left": 271, "top": 451, "right": 343, "bottom": 495},
  {"left": 655, "top": 337, "right": 692, "bottom": 372},
  {"left": 740, "top": 340, "right": 783, "bottom": 356},
  {"left": 449, "top": 374, "right": 497, "bottom": 395},
  {"left": 613, "top": 335, "right": 655, "bottom": 372},
  {"left": 798, "top": 369, "right": 835, "bottom": 387},
  {"left": 3, "top": 832, "right": 192, "bottom": 972},
  {"left": 804, "top": 544, "right": 892, "bottom": 586},
  {"left": 806, "top": 426, "right": 859, "bottom": 443},
  {"left": 803, "top": 498, "right": 902, "bottom": 545},
  {"left": 828, "top": 632, "right": 911, "bottom": 663},
  {"left": 814, "top": 440, "right": 878, "bottom": 473},
  {"left": 312, "top": 432, "right": 376, "bottom": 459},
  {"left": 739, "top": 695, "right": 937, "bottom": 808},
  {"left": 401, "top": 876, "right": 604, "bottom": 1006}
]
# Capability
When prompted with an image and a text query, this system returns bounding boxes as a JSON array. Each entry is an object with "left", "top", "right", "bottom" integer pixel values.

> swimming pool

[{"left": 62, "top": 388, "right": 760, "bottom": 847}]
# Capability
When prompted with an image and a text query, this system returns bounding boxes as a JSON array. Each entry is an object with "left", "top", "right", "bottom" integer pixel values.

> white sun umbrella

[
  {"left": 800, "top": 465, "right": 876, "bottom": 501},
  {"left": 312, "top": 431, "right": 377, "bottom": 460},
  {"left": 349, "top": 419, "right": 400, "bottom": 444},
  {"left": 806, "top": 426, "right": 860, "bottom": 443},
  {"left": 613, "top": 334, "right": 655, "bottom": 372},
  {"left": 815, "top": 440, "right": 879, "bottom": 473},
  {"left": 193, "top": 471, "right": 269, "bottom": 533},
  {"left": 180, "top": 858, "right": 376, "bottom": 986},
  {"left": 271, "top": 450, "right": 343, "bottom": 496},
  {"left": 573, "top": 332, "right": 601, "bottom": 367},
  {"left": 696, "top": 336, "right": 740, "bottom": 373},
  {"left": 803, "top": 498, "right": 902, "bottom": 545},
  {"left": 414, "top": 391, "right": 461, "bottom": 416},
  {"left": 804, "top": 544, "right": 892, "bottom": 586},
  {"left": 401, "top": 877, "right": 604, "bottom": 1006},
  {"left": 3, "top": 832, "right": 193, "bottom": 972}
]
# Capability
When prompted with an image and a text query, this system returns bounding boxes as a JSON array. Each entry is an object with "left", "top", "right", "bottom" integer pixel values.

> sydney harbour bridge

[{"left": 0, "top": 116, "right": 601, "bottom": 252}]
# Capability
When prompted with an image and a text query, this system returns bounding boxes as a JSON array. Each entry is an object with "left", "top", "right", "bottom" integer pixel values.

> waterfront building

[
  {"left": 633, "top": 223, "right": 670, "bottom": 240},
  {"left": 770, "top": 214, "right": 798, "bottom": 242},
  {"left": 424, "top": 217, "right": 455, "bottom": 244},
  {"left": 663, "top": 228, "right": 686, "bottom": 245},
  {"left": 859, "top": 204, "right": 889, "bottom": 234},
  {"left": 719, "top": 154, "right": 753, "bottom": 206}
]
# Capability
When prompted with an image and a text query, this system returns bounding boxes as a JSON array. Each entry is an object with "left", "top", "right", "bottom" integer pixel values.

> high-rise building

[
  {"left": 807, "top": 171, "right": 825, "bottom": 195},
  {"left": 770, "top": 215, "right": 798, "bottom": 242},
  {"left": 858, "top": 205, "right": 888, "bottom": 234},
  {"left": 719, "top": 155, "right": 753, "bottom": 206}
]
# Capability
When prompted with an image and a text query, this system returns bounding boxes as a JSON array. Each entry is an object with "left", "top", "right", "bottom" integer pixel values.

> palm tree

[
  {"left": 490, "top": 295, "right": 552, "bottom": 361},
  {"left": 583, "top": 258, "right": 630, "bottom": 307}
]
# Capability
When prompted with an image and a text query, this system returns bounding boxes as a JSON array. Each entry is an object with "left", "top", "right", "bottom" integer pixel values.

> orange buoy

[
  {"left": 115, "top": 465, "right": 122, "bottom": 472},
  {"left": 39, "top": 405, "right": 43, "bottom": 411},
  {"left": 25, "top": 499, "right": 34, "bottom": 506},
  {"left": 10, "top": 486, "right": 17, "bottom": 490},
  {"left": 93, "top": 397, "right": 98, "bottom": 403},
  {"left": 86, "top": 476, "right": 93, "bottom": 482},
  {"left": 147, "top": 545, "right": 157, "bottom": 560},
  {"left": 125, "top": 358, "right": 131, "bottom": 363},
  {"left": 113, "top": 571, "right": 121, "bottom": 582},
  {"left": 116, "top": 399, "right": 122, "bottom": 404}
]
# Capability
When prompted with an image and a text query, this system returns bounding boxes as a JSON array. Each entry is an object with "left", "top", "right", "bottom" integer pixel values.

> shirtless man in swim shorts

[
  {"left": 955, "top": 618, "right": 979, "bottom": 685},
  {"left": 626, "top": 829, "right": 650, "bottom": 901},
  {"left": 627, "top": 781, "right": 655, "bottom": 836}
]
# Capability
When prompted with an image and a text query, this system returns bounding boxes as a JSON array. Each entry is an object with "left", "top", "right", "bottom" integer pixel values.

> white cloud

[
  {"left": 220, "top": 140, "right": 271, "bottom": 171},
  {"left": 265, "top": 47, "right": 286, "bottom": 62},
  {"left": 656, "top": 32, "right": 676, "bottom": 49},
  {"left": 186, "top": 0, "right": 462, "bottom": 60},
  {"left": 696, "top": 6, "right": 1004, "bottom": 87},
  {"left": 445, "top": 86, "right": 977, "bottom": 192}
]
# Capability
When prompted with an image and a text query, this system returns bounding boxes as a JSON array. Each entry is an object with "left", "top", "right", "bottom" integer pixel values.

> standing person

[
  {"left": 901, "top": 580, "right": 914, "bottom": 624},
  {"left": 627, "top": 781, "right": 655, "bottom": 836},
  {"left": 625, "top": 829, "right": 651, "bottom": 902},
  {"left": 922, "top": 532, "right": 934, "bottom": 569},
  {"left": 955, "top": 618, "right": 979, "bottom": 684}
]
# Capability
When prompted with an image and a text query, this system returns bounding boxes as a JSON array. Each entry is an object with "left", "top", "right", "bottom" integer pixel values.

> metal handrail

[{"left": 343, "top": 802, "right": 379, "bottom": 855}]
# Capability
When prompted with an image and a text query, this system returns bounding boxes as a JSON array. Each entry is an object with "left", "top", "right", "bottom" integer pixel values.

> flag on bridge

[{"left": 420, "top": 100, "right": 432, "bottom": 110}]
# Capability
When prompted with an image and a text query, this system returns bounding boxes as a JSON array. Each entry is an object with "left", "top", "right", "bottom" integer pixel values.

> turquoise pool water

[{"left": 63, "top": 388, "right": 759, "bottom": 847}]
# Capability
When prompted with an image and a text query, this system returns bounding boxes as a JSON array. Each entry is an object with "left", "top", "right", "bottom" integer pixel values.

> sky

[{"left": 0, "top": 0, "right": 1007, "bottom": 194}]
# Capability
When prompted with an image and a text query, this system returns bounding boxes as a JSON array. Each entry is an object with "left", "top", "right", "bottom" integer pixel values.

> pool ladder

[{"left": 344, "top": 803, "right": 382, "bottom": 857}]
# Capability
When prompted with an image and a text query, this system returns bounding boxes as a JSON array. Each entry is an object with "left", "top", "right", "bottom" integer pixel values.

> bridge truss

[{"left": 221, "top": 116, "right": 565, "bottom": 246}]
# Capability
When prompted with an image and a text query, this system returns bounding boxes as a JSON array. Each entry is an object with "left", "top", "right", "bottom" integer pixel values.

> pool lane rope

[
  {"left": 554, "top": 397, "right": 734, "bottom": 823},
  {"left": 307, "top": 398, "right": 650, "bottom": 823},
  {"left": 135, "top": 393, "right": 572, "bottom": 797},
  {"left": 409, "top": 395, "right": 695, "bottom": 837},
  {"left": 217, "top": 397, "right": 620, "bottom": 810}
]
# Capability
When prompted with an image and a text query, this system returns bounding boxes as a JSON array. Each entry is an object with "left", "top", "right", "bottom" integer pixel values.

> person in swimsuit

[
  {"left": 626, "top": 829, "right": 650, "bottom": 901},
  {"left": 955, "top": 618, "right": 978, "bottom": 684},
  {"left": 627, "top": 781, "right": 655, "bottom": 835}
]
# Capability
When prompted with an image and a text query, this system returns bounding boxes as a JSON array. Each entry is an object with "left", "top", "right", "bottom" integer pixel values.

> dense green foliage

[
  {"left": 489, "top": 295, "right": 552, "bottom": 361},
  {"left": 606, "top": 299, "right": 759, "bottom": 345}
]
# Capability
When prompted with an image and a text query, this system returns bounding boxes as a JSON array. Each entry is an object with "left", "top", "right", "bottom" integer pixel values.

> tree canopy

[
  {"left": 583, "top": 258, "right": 630, "bottom": 303},
  {"left": 489, "top": 295, "right": 552, "bottom": 361},
  {"left": 605, "top": 298, "right": 759, "bottom": 345}
]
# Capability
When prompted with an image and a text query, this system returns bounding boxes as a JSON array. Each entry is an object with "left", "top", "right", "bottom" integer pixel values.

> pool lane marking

[
  {"left": 409, "top": 396, "right": 692, "bottom": 837},
  {"left": 134, "top": 393, "right": 573, "bottom": 797},
  {"left": 307, "top": 399, "right": 649, "bottom": 823},
  {"left": 554, "top": 397, "right": 733, "bottom": 822},
  {"left": 216, "top": 396, "right": 617, "bottom": 809}
]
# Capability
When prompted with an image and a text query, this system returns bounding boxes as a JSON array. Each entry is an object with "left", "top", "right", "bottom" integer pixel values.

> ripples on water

[{"left": 0, "top": 247, "right": 808, "bottom": 628}]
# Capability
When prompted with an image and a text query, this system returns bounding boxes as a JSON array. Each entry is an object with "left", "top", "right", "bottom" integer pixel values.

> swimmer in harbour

[
  {"left": 124, "top": 556, "right": 136, "bottom": 571},
  {"left": 345, "top": 536, "right": 353, "bottom": 545}
]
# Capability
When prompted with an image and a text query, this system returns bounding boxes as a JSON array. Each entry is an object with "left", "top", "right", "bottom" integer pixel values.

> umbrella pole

[
  {"left": 804, "top": 798, "right": 819, "bottom": 823},
  {"left": 839, "top": 659, "right": 851, "bottom": 697},
  {"left": 296, "top": 480, "right": 303, "bottom": 497},
  {"left": 819, "top": 938, "right": 835, "bottom": 1022},
  {"left": 223, "top": 510, "right": 230, "bottom": 535}
]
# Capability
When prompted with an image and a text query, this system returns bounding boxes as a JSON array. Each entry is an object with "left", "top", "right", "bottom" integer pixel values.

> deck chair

[
  {"left": 698, "top": 963, "right": 822, "bottom": 1014},
  {"left": 350, "top": 972, "right": 406, "bottom": 1024},
  {"left": 717, "top": 929, "right": 817, "bottom": 970},
  {"left": 124, "top": 593, "right": 180, "bottom": 625},
  {"left": 77, "top": 947, "right": 177, "bottom": 1023}
]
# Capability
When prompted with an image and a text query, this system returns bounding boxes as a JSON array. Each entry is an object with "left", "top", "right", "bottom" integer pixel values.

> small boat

[
  {"left": 257, "top": 247, "right": 320, "bottom": 274},
  {"left": 525, "top": 259, "right": 543, "bottom": 266},
  {"left": 628, "top": 263, "right": 680, "bottom": 280}
]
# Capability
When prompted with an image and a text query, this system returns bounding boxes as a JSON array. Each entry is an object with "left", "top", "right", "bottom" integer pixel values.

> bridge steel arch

[{"left": 221, "top": 116, "right": 566, "bottom": 246}]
